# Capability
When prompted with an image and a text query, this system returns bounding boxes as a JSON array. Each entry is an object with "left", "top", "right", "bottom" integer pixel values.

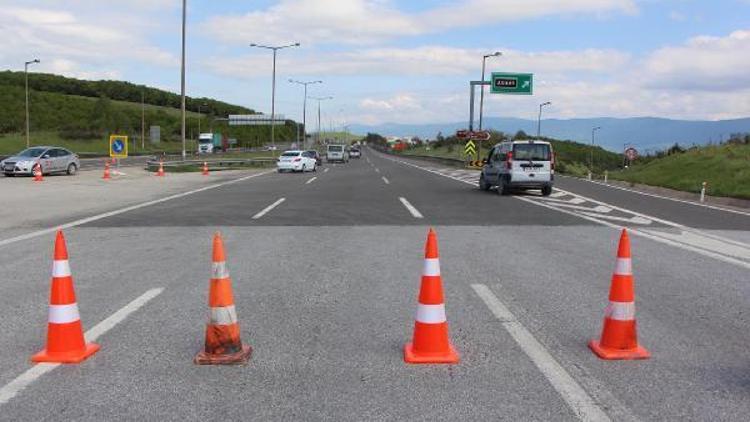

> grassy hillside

[
  {"left": 609, "top": 143, "right": 750, "bottom": 199},
  {"left": 0, "top": 71, "right": 301, "bottom": 155}
]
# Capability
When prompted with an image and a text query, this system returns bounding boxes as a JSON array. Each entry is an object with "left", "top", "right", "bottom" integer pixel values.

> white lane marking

[
  {"left": 578, "top": 212, "right": 652, "bottom": 225},
  {"left": 550, "top": 203, "right": 613, "bottom": 213},
  {"left": 0, "top": 170, "right": 274, "bottom": 248},
  {"left": 399, "top": 197, "right": 424, "bottom": 219},
  {"left": 538, "top": 196, "right": 587, "bottom": 205},
  {"left": 382, "top": 153, "right": 750, "bottom": 269},
  {"left": 375, "top": 168, "right": 380, "bottom": 173},
  {"left": 305, "top": 177, "right": 317, "bottom": 185},
  {"left": 472, "top": 284, "right": 612, "bottom": 422},
  {"left": 0, "top": 288, "right": 163, "bottom": 407},
  {"left": 382, "top": 176, "right": 390, "bottom": 185},
  {"left": 324, "top": 168, "right": 330, "bottom": 173},
  {"left": 252, "top": 198, "right": 286, "bottom": 219},
  {"left": 571, "top": 176, "right": 750, "bottom": 217}
]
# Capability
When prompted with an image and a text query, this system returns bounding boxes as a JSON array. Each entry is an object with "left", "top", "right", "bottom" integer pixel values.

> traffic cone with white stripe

[
  {"left": 202, "top": 162, "right": 209, "bottom": 176},
  {"left": 33, "top": 163, "right": 43, "bottom": 182},
  {"left": 156, "top": 161, "right": 165, "bottom": 177},
  {"left": 404, "top": 228, "right": 459, "bottom": 364},
  {"left": 31, "top": 230, "right": 100, "bottom": 363},
  {"left": 102, "top": 160, "right": 111, "bottom": 180},
  {"left": 589, "top": 229, "right": 650, "bottom": 360},
  {"left": 194, "top": 232, "right": 252, "bottom": 365}
]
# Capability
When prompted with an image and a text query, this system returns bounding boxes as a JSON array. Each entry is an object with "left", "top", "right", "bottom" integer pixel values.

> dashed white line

[
  {"left": 0, "top": 170, "right": 274, "bottom": 248},
  {"left": 472, "top": 284, "right": 612, "bottom": 422},
  {"left": 252, "top": 198, "right": 286, "bottom": 219},
  {"left": 375, "top": 168, "right": 380, "bottom": 173},
  {"left": 382, "top": 176, "right": 390, "bottom": 185},
  {"left": 324, "top": 168, "right": 330, "bottom": 173},
  {"left": 0, "top": 288, "right": 164, "bottom": 407},
  {"left": 306, "top": 177, "right": 317, "bottom": 185},
  {"left": 399, "top": 197, "right": 423, "bottom": 218}
]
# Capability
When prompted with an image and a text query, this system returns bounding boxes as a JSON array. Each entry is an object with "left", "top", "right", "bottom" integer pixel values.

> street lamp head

[
  {"left": 542, "top": 101, "right": 551, "bottom": 106},
  {"left": 33, "top": 59, "right": 40, "bottom": 63},
  {"left": 493, "top": 51, "right": 502, "bottom": 56},
  {"left": 250, "top": 43, "right": 257, "bottom": 47},
  {"left": 294, "top": 42, "right": 301, "bottom": 47}
]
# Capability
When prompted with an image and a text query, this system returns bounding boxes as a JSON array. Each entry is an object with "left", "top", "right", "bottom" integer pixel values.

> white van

[
  {"left": 479, "top": 140, "right": 554, "bottom": 196},
  {"left": 326, "top": 144, "right": 349, "bottom": 163}
]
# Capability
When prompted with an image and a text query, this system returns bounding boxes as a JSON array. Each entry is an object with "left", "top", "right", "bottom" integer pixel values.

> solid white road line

[
  {"left": 399, "top": 197, "right": 424, "bottom": 218},
  {"left": 382, "top": 176, "right": 390, "bottom": 185},
  {"left": 306, "top": 177, "right": 317, "bottom": 185},
  {"left": 471, "top": 284, "right": 612, "bottom": 422},
  {"left": 0, "top": 288, "right": 164, "bottom": 407},
  {"left": 252, "top": 198, "right": 286, "bottom": 219},
  {"left": 324, "top": 168, "right": 330, "bottom": 173},
  {"left": 0, "top": 170, "right": 274, "bottom": 249}
]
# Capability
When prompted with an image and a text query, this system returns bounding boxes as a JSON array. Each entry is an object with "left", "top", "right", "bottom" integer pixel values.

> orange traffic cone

[
  {"left": 194, "top": 233, "right": 252, "bottom": 365},
  {"left": 31, "top": 231, "right": 100, "bottom": 363},
  {"left": 589, "top": 229, "right": 650, "bottom": 360},
  {"left": 102, "top": 160, "right": 111, "bottom": 180},
  {"left": 202, "top": 162, "right": 209, "bottom": 176},
  {"left": 33, "top": 163, "right": 44, "bottom": 182},
  {"left": 404, "top": 228, "right": 459, "bottom": 364},
  {"left": 156, "top": 161, "right": 165, "bottom": 177}
]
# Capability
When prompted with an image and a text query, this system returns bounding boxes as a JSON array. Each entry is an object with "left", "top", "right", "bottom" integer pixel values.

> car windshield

[
  {"left": 513, "top": 144, "right": 551, "bottom": 161},
  {"left": 281, "top": 152, "right": 300, "bottom": 157},
  {"left": 16, "top": 148, "right": 47, "bottom": 158},
  {"left": 328, "top": 146, "right": 343, "bottom": 152}
]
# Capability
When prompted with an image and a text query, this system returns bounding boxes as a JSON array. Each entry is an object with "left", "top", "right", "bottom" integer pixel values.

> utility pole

[
  {"left": 141, "top": 91, "right": 146, "bottom": 150},
  {"left": 180, "top": 0, "right": 187, "bottom": 160},
  {"left": 24, "top": 59, "right": 40, "bottom": 148},
  {"left": 537, "top": 101, "right": 551, "bottom": 138},
  {"left": 289, "top": 79, "right": 322, "bottom": 150},
  {"left": 250, "top": 42, "right": 300, "bottom": 148},
  {"left": 309, "top": 96, "right": 332, "bottom": 146},
  {"left": 591, "top": 126, "right": 602, "bottom": 172},
  {"left": 478, "top": 52, "right": 501, "bottom": 131}
]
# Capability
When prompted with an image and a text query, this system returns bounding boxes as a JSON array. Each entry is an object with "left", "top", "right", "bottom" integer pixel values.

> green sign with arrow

[{"left": 491, "top": 72, "right": 533, "bottom": 95}]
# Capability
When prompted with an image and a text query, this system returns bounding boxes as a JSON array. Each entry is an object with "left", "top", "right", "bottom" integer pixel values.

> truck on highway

[{"left": 198, "top": 133, "right": 227, "bottom": 154}]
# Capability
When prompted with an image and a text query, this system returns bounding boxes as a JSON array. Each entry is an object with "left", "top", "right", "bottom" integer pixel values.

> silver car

[{"left": 1, "top": 146, "right": 80, "bottom": 176}]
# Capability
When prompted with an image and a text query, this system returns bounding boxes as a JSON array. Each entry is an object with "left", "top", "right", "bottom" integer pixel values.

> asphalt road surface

[{"left": 0, "top": 147, "right": 748, "bottom": 421}]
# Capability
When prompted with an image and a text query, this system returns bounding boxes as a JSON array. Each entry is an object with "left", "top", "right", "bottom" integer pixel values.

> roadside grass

[
  {"left": 609, "top": 143, "right": 750, "bottom": 199},
  {"left": 0, "top": 131, "right": 187, "bottom": 155}
]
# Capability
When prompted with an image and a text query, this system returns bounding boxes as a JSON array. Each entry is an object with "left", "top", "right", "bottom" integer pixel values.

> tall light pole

[
  {"left": 180, "top": 0, "right": 187, "bottom": 160},
  {"left": 197, "top": 102, "right": 207, "bottom": 135},
  {"left": 478, "top": 51, "right": 501, "bottom": 131},
  {"left": 24, "top": 59, "right": 40, "bottom": 148},
  {"left": 591, "top": 126, "right": 602, "bottom": 172},
  {"left": 537, "top": 101, "right": 551, "bottom": 138},
  {"left": 250, "top": 42, "right": 300, "bottom": 148},
  {"left": 289, "top": 79, "right": 321, "bottom": 150},
  {"left": 309, "top": 96, "right": 332, "bottom": 145}
]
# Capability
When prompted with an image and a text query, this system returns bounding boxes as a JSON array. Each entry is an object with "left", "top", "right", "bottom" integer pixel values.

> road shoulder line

[{"left": 252, "top": 198, "right": 286, "bottom": 219}]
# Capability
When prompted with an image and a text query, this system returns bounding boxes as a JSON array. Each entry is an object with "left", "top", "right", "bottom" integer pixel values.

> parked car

[
  {"left": 277, "top": 150, "right": 318, "bottom": 173},
  {"left": 306, "top": 150, "right": 322, "bottom": 166},
  {"left": 326, "top": 144, "right": 349, "bottom": 163},
  {"left": 478, "top": 140, "right": 554, "bottom": 196},
  {"left": 349, "top": 147, "right": 361, "bottom": 159},
  {"left": 1, "top": 146, "right": 80, "bottom": 176}
]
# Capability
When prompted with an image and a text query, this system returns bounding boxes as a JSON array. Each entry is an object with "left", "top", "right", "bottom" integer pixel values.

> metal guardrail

[{"left": 145, "top": 158, "right": 277, "bottom": 171}]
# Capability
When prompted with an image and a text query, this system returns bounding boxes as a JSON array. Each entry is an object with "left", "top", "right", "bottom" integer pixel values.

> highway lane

[{"left": 0, "top": 152, "right": 749, "bottom": 420}]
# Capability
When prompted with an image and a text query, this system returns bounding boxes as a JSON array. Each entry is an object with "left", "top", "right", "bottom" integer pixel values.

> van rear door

[{"left": 511, "top": 143, "right": 552, "bottom": 184}]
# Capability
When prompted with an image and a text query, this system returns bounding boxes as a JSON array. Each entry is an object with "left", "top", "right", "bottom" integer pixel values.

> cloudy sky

[{"left": 1, "top": 0, "right": 749, "bottom": 127}]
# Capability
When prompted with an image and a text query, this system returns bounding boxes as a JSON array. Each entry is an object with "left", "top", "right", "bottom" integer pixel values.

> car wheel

[
  {"left": 497, "top": 177, "right": 510, "bottom": 196},
  {"left": 541, "top": 185, "right": 553, "bottom": 196},
  {"left": 66, "top": 163, "right": 77, "bottom": 176},
  {"left": 478, "top": 174, "right": 490, "bottom": 191},
  {"left": 313, "top": 164, "right": 317, "bottom": 172}
]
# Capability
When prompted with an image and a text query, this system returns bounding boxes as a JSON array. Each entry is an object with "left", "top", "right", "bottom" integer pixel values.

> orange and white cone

[
  {"left": 194, "top": 233, "right": 252, "bottom": 365},
  {"left": 202, "top": 162, "right": 209, "bottom": 176},
  {"left": 404, "top": 228, "right": 459, "bottom": 364},
  {"left": 156, "top": 161, "right": 165, "bottom": 177},
  {"left": 31, "top": 231, "right": 100, "bottom": 363},
  {"left": 33, "top": 163, "right": 44, "bottom": 182},
  {"left": 589, "top": 229, "right": 650, "bottom": 360},
  {"left": 102, "top": 161, "right": 111, "bottom": 180}
]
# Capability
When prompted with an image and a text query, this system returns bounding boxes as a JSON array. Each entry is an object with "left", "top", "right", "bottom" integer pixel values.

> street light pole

[
  {"left": 537, "top": 101, "right": 551, "bottom": 138},
  {"left": 591, "top": 126, "right": 602, "bottom": 172},
  {"left": 478, "top": 51, "right": 501, "bottom": 131},
  {"left": 24, "top": 59, "right": 40, "bottom": 148},
  {"left": 197, "top": 102, "right": 207, "bottom": 135},
  {"left": 180, "top": 0, "right": 187, "bottom": 160},
  {"left": 308, "top": 96, "right": 332, "bottom": 146},
  {"left": 289, "top": 79, "right": 322, "bottom": 149},
  {"left": 250, "top": 43, "right": 300, "bottom": 149}
]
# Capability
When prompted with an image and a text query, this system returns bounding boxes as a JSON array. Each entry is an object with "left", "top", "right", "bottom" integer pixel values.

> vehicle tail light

[
  {"left": 550, "top": 152, "right": 555, "bottom": 171},
  {"left": 505, "top": 151, "right": 513, "bottom": 170},
  {"left": 293, "top": 158, "right": 301, "bottom": 162}
]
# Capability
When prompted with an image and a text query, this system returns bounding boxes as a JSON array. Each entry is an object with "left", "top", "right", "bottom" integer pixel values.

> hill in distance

[{"left": 351, "top": 116, "right": 750, "bottom": 153}]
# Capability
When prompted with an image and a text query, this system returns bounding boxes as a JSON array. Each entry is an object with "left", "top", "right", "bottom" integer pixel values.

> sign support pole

[{"left": 469, "top": 81, "right": 490, "bottom": 162}]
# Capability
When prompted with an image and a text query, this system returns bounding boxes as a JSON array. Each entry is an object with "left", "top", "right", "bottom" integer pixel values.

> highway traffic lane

[
  {"left": 367, "top": 150, "right": 595, "bottom": 227},
  {"left": 0, "top": 226, "right": 578, "bottom": 420},
  {"left": 555, "top": 176, "right": 750, "bottom": 231}
]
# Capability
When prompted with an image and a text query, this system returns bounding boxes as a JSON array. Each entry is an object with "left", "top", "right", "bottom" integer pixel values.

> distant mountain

[{"left": 350, "top": 117, "right": 750, "bottom": 152}]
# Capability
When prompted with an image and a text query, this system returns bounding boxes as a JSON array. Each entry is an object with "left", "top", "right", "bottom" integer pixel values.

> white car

[{"left": 277, "top": 150, "right": 317, "bottom": 173}]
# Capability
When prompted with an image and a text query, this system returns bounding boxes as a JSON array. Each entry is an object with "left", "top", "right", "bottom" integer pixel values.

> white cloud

[{"left": 203, "top": 0, "right": 637, "bottom": 46}]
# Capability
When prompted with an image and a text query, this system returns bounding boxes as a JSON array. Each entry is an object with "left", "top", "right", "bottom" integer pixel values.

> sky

[{"left": 1, "top": 0, "right": 749, "bottom": 129}]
